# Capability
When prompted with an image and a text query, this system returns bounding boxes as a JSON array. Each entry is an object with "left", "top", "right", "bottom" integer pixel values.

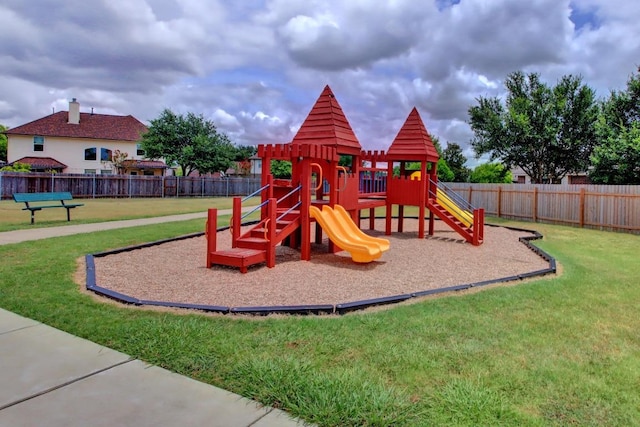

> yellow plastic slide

[
  {"left": 309, "top": 205, "right": 389, "bottom": 263},
  {"left": 408, "top": 171, "right": 473, "bottom": 227},
  {"left": 332, "top": 205, "right": 390, "bottom": 252},
  {"left": 436, "top": 188, "right": 473, "bottom": 227}
]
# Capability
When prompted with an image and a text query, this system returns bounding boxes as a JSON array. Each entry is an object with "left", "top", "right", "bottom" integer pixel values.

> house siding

[{"left": 8, "top": 135, "right": 147, "bottom": 174}]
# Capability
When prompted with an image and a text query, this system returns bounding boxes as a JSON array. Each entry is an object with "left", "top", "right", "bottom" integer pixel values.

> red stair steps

[{"left": 207, "top": 248, "right": 267, "bottom": 273}]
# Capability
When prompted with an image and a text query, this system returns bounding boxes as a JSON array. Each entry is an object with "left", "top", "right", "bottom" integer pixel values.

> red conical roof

[
  {"left": 291, "top": 85, "right": 362, "bottom": 155},
  {"left": 387, "top": 108, "right": 439, "bottom": 162}
]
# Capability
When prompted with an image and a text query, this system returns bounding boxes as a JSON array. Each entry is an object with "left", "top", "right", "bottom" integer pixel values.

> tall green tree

[
  {"left": 141, "top": 109, "right": 235, "bottom": 176},
  {"left": 590, "top": 121, "right": 640, "bottom": 184},
  {"left": 0, "top": 124, "right": 8, "bottom": 162},
  {"left": 469, "top": 162, "right": 512, "bottom": 183},
  {"left": 469, "top": 71, "right": 598, "bottom": 183},
  {"left": 233, "top": 145, "right": 257, "bottom": 161},
  {"left": 442, "top": 143, "right": 470, "bottom": 182},
  {"left": 590, "top": 68, "right": 640, "bottom": 184}
]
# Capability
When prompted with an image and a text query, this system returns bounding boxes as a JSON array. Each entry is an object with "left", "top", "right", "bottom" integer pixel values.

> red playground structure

[{"left": 206, "top": 86, "right": 484, "bottom": 273}]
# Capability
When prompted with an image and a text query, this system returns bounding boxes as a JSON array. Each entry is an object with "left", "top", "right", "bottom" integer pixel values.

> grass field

[
  {"left": 0, "top": 197, "right": 259, "bottom": 232},
  {"left": 0, "top": 204, "right": 639, "bottom": 426}
]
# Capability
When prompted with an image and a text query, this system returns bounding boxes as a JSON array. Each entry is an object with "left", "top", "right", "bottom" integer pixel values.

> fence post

[
  {"left": 201, "top": 177, "right": 204, "bottom": 198},
  {"left": 532, "top": 187, "right": 538, "bottom": 222},
  {"left": 93, "top": 174, "right": 96, "bottom": 198},
  {"left": 468, "top": 186, "right": 473, "bottom": 205},
  {"left": 497, "top": 186, "right": 502, "bottom": 218},
  {"left": 176, "top": 176, "right": 180, "bottom": 198},
  {"left": 579, "top": 188, "right": 586, "bottom": 228},
  {"left": 128, "top": 174, "right": 132, "bottom": 198}
]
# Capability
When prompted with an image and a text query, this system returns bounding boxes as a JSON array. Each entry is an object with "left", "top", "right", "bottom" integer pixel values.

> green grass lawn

[
  {"left": 0, "top": 216, "right": 639, "bottom": 426},
  {"left": 0, "top": 197, "right": 259, "bottom": 232}
]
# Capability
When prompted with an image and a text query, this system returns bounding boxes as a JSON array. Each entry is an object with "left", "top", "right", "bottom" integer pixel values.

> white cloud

[{"left": 1, "top": 0, "right": 639, "bottom": 165}]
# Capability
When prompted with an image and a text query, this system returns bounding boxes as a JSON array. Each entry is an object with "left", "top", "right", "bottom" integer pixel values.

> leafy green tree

[
  {"left": 141, "top": 109, "right": 235, "bottom": 176},
  {"left": 590, "top": 68, "right": 640, "bottom": 184},
  {"left": 270, "top": 160, "right": 292, "bottom": 179},
  {"left": 1, "top": 162, "right": 31, "bottom": 172},
  {"left": 442, "top": 143, "right": 470, "bottom": 182},
  {"left": 434, "top": 159, "right": 453, "bottom": 181},
  {"left": 590, "top": 121, "right": 640, "bottom": 184},
  {"left": 0, "top": 124, "right": 7, "bottom": 162},
  {"left": 338, "top": 155, "right": 352, "bottom": 168},
  {"left": 233, "top": 145, "right": 257, "bottom": 161},
  {"left": 470, "top": 162, "right": 512, "bottom": 183},
  {"left": 469, "top": 71, "right": 598, "bottom": 183},
  {"left": 599, "top": 66, "right": 640, "bottom": 131}
]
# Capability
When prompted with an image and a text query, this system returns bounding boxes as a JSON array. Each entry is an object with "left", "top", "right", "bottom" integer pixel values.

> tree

[
  {"left": 442, "top": 143, "right": 470, "bottom": 182},
  {"left": 599, "top": 66, "right": 640, "bottom": 131},
  {"left": 270, "top": 160, "right": 292, "bottom": 178},
  {"left": 590, "top": 121, "right": 640, "bottom": 184},
  {"left": 233, "top": 145, "right": 257, "bottom": 161},
  {"left": 110, "top": 149, "right": 129, "bottom": 174},
  {"left": 1, "top": 162, "right": 30, "bottom": 172},
  {"left": 0, "top": 124, "right": 7, "bottom": 162},
  {"left": 469, "top": 162, "right": 512, "bottom": 183},
  {"left": 435, "top": 159, "right": 454, "bottom": 181},
  {"left": 469, "top": 71, "right": 598, "bottom": 183},
  {"left": 141, "top": 109, "right": 235, "bottom": 176},
  {"left": 590, "top": 68, "right": 640, "bottom": 184}
]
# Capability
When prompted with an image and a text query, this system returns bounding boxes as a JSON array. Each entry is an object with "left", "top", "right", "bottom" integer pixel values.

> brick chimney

[{"left": 68, "top": 98, "right": 80, "bottom": 124}]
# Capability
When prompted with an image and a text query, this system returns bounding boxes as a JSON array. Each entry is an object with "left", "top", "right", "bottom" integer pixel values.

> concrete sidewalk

[
  {"left": 0, "top": 309, "right": 304, "bottom": 427},
  {"left": 0, "top": 213, "right": 309, "bottom": 427},
  {"left": 0, "top": 211, "right": 213, "bottom": 245}
]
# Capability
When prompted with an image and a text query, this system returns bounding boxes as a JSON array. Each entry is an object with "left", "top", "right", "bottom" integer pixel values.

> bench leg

[
  {"left": 66, "top": 208, "right": 71, "bottom": 221},
  {"left": 31, "top": 210, "right": 35, "bottom": 225}
]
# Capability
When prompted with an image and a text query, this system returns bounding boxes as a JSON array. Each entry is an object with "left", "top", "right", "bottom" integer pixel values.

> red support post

[
  {"left": 232, "top": 196, "right": 241, "bottom": 248},
  {"left": 206, "top": 208, "right": 217, "bottom": 268},
  {"left": 267, "top": 197, "right": 277, "bottom": 268}
]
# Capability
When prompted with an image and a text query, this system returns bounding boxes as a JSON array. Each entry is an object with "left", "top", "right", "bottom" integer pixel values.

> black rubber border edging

[{"left": 85, "top": 220, "right": 557, "bottom": 316}]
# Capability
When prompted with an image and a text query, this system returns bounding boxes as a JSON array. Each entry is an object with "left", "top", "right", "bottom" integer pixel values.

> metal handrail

[
  {"left": 276, "top": 201, "right": 302, "bottom": 222},
  {"left": 311, "top": 163, "right": 323, "bottom": 191},
  {"left": 242, "top": 183, "right": 270, "bottom": 202},
  {"left": 431, "top": 179, "right": 477, "bottom": 211},
  {"left": 240, "top": 199, "right": 270, "bottom": 221},
  {"left": 277, "top": 184, "right": 302, "bottom": 204}
]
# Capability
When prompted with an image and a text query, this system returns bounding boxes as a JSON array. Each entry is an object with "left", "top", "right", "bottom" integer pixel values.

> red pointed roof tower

[
  {"left": 386, "top": 107, "right": 439, "bottom": 163},
  {"left": 291, "top": 85, "right": 362, "bottom": 156}
]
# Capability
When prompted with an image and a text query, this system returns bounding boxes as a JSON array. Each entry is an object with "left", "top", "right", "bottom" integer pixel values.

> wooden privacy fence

[
  {"left": 0, "top": 172, "right": 262, "bottom": 200},
  {"left": 446, "top": 183, "right": 640, "bottom": 234}
]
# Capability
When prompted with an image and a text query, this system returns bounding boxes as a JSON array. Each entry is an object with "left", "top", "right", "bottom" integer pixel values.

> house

[
  {"left": 511, "top": 166, "right": 591, "bottom": 185},
  {"left": 4, "top": 99, "right": 168, "bottom": 175}
]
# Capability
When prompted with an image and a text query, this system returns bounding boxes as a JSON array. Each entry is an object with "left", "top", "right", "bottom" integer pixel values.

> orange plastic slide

[{"left": 309, "top": 205, "right": 390, "bottom": 263}]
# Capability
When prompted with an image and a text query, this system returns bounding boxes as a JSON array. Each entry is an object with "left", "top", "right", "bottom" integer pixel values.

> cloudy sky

[{"left": 1, "top": 0, "right": 639, "bottom": 165}]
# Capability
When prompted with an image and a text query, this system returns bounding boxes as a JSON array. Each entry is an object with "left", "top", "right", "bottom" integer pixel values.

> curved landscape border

[{"left": 85, "top": 222, "right": 557, "bottom": 316}]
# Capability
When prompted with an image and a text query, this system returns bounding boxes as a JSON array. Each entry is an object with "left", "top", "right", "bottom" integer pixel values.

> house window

[
  {"left": 33, "top": 136, "right": 44, "bottom": 152},
  {"left": 100, "top": 169, "right": 113, "bottom": 175},
  {"left": 84, "top": 147, "right": 97, "bottom": 161},
  {"left": 84, "top": 169, "right": 96, "bottom": 174},
  {"left": 136, "top": 144, "right": 145, "bottom": 156},
  {"left": 101, "top": 148, "right": 113, "bottom": 161},
  {"left": 143, "top": 170, "right": 154, "bottom": 176},
  {"left": 130, "top": 171, "right": 138, "bottom": 175}
]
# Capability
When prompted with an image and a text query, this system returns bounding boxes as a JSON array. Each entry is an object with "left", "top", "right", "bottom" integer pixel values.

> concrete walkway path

[
  {"left": 0, "top": 212, "right": 309, "bottom": 427},
  {"left": 0, "top": 211, "right": 215, "bottom": 245}
]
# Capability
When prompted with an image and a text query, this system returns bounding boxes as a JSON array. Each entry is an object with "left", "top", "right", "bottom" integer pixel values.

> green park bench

[{"left": 13, "top": 192, "right": 84, "bottom": 225}]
